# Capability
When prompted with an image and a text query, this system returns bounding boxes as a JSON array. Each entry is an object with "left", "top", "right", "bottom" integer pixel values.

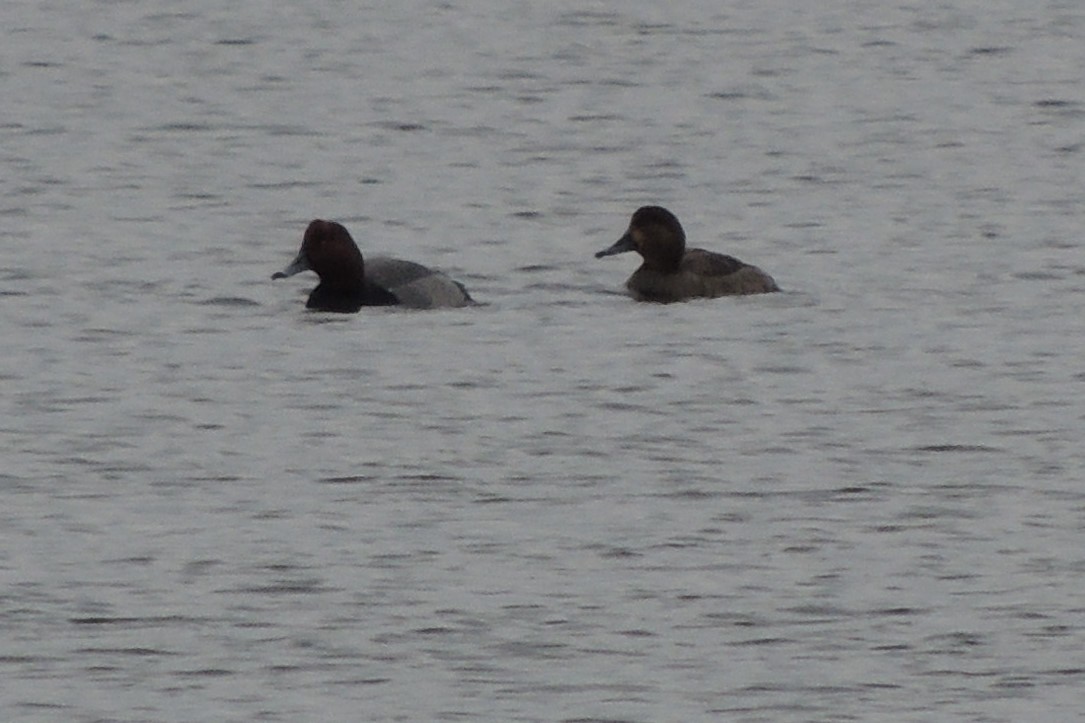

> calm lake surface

[{"left": 3, "top": 1, "right": 1085, "bottom": 721}]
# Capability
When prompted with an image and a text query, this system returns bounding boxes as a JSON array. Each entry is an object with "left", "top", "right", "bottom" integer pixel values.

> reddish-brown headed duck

[
  {"left": 596, "top": 206, "right": 779, "bottom": 302},
  {"left": 273, "top": 220, "right": 473, "bottom": 311}
]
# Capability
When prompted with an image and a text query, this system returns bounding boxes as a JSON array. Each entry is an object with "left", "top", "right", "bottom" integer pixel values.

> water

[{"left": 3, "top": 1, "right": 1085, "bottom": 721}]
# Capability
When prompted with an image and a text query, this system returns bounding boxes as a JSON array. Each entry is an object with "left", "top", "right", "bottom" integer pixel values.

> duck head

[
  {"left": 595, "top": 206, "right": 686, "bottom": 272},
  {"left": 273, "top": 219, "right": 366, "bottom": 291}
]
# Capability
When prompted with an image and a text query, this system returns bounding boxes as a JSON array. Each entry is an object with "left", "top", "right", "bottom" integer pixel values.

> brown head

[
  {"left": 595, "top": 206, "right": 686, "bottom": 272},
  {"left": 272, "top": 219, "right": 390, "bottom": 312},
  {"left": 272, "top": 219, "right": 366, "bottom": 292}
]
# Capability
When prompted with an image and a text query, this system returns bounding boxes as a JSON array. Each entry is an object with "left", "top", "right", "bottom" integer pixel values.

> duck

[
  {"left": 272, "top": 219, "right": 473, "bottom": 311},
  {"left": 595, "top": 206, "right": 779, "bottom": 302}
]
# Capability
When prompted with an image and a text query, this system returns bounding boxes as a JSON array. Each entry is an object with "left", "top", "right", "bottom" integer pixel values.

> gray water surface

[{"left": 3, "top": 2, "right": 1085, "bottom": 721}]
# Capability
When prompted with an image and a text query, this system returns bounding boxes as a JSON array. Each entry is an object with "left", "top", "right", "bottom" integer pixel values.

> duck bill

[
  {"left": 272, "top": 252, "right": 310, "bottom": 279},
  {"left": 595, "top": 231, "right": 635, "bottom": 259}
]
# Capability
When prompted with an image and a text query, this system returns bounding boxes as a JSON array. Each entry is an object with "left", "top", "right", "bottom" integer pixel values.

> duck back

[
  {"left": 365, "top": 257, "right": 473, "bottom": 309},
  {"left": 627, "top": 248, "right": 778, "bottom": 302}
]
